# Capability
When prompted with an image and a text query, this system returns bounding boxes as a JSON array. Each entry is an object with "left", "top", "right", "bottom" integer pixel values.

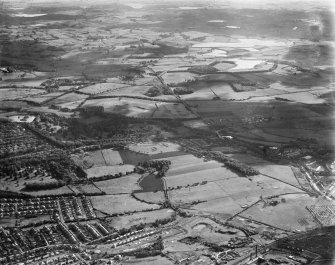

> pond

[{"left": 136, "top": 173, "right": 164, "bottom": 193}]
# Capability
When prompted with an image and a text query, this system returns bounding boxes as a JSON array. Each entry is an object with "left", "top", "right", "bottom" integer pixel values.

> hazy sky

[{"left": 1, "top": 0, "right": 334, "bottom": 11}]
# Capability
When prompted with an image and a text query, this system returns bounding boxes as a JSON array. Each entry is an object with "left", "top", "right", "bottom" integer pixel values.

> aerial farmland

[{"left": 0, "top": 0, "right": 334, "bottom": 264}]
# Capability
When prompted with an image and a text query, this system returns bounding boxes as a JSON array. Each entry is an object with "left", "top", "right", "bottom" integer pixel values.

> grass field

[
  {"left": 119, "top": 150, "right": 150, "bottom": 165},
  {"left": 71, "top": 149, "right": 123, "bottom": 169},
  {"left": 133, "top": 191, "right": 166, "bottom": 204},
  {"left": 86, "top": 165, "right": 135, "bottom": 178},
  {"left": 128, "top": 141, "right": 181, "bottom": 155},
  {"left": 0, "top": 88, "right": 43, "bottom": 100},
  {"left": 79, "top": 83, "right": 130, "bottom": 95},
  {"left": 95, "top": 174, "right": 141, "bottom": 194},
  {"left": 241, "top": 193, "right": 319, "bottom": 232},
  {"left": 47, "top": 92, "right": 88, "bottom": 105},
  {"left": 91, "top": 194, "right": 160, "bottom": 215},
  {"left": 109, "top": 208, "right": 175, "bottom": 230}
]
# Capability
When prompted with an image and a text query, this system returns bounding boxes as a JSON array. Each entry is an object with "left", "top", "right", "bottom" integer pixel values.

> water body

[{"left": 137, "top": 173, "right": 164, "bottom": 192}]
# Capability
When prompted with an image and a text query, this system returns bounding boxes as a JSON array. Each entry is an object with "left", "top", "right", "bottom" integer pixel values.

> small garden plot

[
  {"left": 79, "top": 83, "right": 130, "bottom": 95},
  {"left": 0, "top": 88, "right": 43, "bottom": 100},
  {"left": 19, "top": 215, "right": 52, "bottom": 227},
  {"left": 86, "top": 165, "right": 135, "bottom": 179},
  {"left": 241, "top": 194, "right": 318, "bottom": 232},
  {"left": 95, "top": 174, "right": 141, "bottom": 194},
  {"left": 109, "top": 209, "right": 175, "bottom": 230},
  {"left": 91, "top": 194, "right": 160, "bottom": 215},
  {"left": 128, "top": 141, "right": 181, "bottom": 155}
]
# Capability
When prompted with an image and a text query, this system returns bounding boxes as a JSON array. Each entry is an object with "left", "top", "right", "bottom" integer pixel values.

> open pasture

[
  {"left": 128, "top": 141, "right": 181, "bottom": 155},
  {"left": 24, "top": 92, "right": 64, "bottom": 104},
  {"left": 254, "top": 164, "right": 302, "bottom": 188},
  {"left": 169, "top": 182, "right": 229, "bottom": 204},
  {"left": 180, "top": 217, "right": 246, "bottom": 243},
  {"left": 91, "top": 194, "right": 160, "bottom": 215},
  {"left": 47, "top": 92, "right": 88, "bottom": 108},
  {"left": 79, "top": 83, "right": 130, "bottom": 95},
  {"left": 133, "top": 191, "right": 166, "bottom": 204},
  {"left": 240, "top": 193, "right": 318, "bottom": 232},
  {"left": 86, "top": 165, "right": 135, "bottom": 179},
  {"left": 119, "top": 150, "right": 150, "bottom": 165},
  {"left": 162, "top": 72, "right": 198, "bottom": 86},
  {"left": 98, "top": 85, "right": 152, "bottom": 97},
  {"left": 109, "top": 208, "right": 175, "bottom": 230},
  {"left": 0, "top": 88, "right": 43, "bottom": 100},
  {"left": 95, "top": 173, "right": 141, "bottom": 194}
]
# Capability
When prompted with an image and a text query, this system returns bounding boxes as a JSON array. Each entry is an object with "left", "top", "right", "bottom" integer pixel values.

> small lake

[{"left": 136, "top": 173, "right": 164, "bottom": 192}]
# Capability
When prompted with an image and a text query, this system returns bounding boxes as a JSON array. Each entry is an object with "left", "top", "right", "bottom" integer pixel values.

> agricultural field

[
  {"left": 79, "top": 83, "right": 130, "bottom": 95},
  {"left": 132, "top": 191, "right": 166, "bottom": 204},
  {"left": 108, "top": 208, "right": 175, "bottom": 230},
  {"left": 71, "top": 149, "right": 123, "bottom": 169},
  {"left": 47, "top": 92, "right": 88, "bottom": 109},
  {"left": 128, "top": 141, "right": 181, "bottom": 155},
  {"left": 0, "top": 1, "right": 333, "bottom": 264},
  {"left": 91, "top": 194, "right": 160, "bottom": 215},
  {"left": 82, "top": 98, "right": 195, "bottom": 119},
  {"left": 95, "top": 173, "right": 142, "bottom": 194},
  {"left": 0, "top": 88, "right": 43, "bottom": 100},
  {"left": 241, "top": 193, "right": 319, "bottom": 232},
  {"left": 86, "top": 165, "right": 135, "bottom": 179}
]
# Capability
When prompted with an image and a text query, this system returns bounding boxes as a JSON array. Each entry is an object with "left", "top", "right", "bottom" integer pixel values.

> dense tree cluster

[
  {"left": 209, "top": 151, "right": 259, "bottom": 176},
  {"left": 188, "top": 65, "right": 218, "bottom": 74},
  {"left": 173, "top": 87, "right": 193, "bottom": 95},
  {"left": 23, "top": 180, "right": 64, "bottom": 191},
  {"left": 90, "top": 170, "right": 135, "bottom": 182},
  {"left": 137, "top": 160, "right": 171, "bottom": 177}
]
